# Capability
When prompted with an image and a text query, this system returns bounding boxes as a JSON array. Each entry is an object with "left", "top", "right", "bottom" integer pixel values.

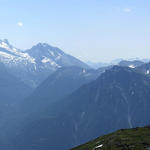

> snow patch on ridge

[
  {"left": 95, "top": 144, "right": 103, "bottom": 149},
  {"left": 146, "top": 70, "right": 150, "bottom": 75},
  {"left": 0, "top": 40, "right": 35, "bottom": 64},
  {"left": 129, "top": 65, "right": 135, "bottom": 68},
  {"left": 41, "top": 57, "right": 51, "bottom": 63},
  {"left": 41, "top": 56, "right": 61, "bottom": 68}
]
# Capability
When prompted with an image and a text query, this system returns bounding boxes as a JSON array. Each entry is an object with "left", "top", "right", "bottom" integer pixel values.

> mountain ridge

[
  {"left": 0, "top": 39, "right": 89, "bottom": 87},
  {"left": 12, "top": 66, "right": 150, "bottom": 150}
]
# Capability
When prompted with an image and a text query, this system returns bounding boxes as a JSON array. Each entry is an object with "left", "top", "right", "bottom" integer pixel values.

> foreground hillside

[{"left": 71, "top": 126, "right": 150, "bottom": 150}]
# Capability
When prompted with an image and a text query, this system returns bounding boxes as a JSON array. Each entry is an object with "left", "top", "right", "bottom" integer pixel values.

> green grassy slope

[{"left": 71, "top": 126, "right": 150, "bottom": 150}]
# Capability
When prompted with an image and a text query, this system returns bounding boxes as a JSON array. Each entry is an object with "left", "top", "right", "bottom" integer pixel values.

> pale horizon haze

[{"left": 0, "top": 0, "right": 150, "bottom": 62}]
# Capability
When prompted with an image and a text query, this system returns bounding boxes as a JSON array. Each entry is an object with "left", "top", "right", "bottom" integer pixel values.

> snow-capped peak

[
  {"left": 0, "top": 39, "right": 35, "bottom": 64},
  {"left": 26, "top": 43, "right": 65, "bottom": 64},
  {"left": 0, "top": 39, "right": 13, "bottom": 50},
  {"left": 0, "top": 39, "right": 88, "bottom": 87},
  {"left": 36, "top": 43, "right": 50, "bottom": 47},
  {"left": 0, "top": 39, "right": 21, "bottom": 54},
  {"left": 0, "top": 39, "right": 10, "bottom": 45}
]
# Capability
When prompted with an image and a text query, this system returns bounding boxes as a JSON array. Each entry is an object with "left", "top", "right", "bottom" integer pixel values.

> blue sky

[{"left": 0, "top": 0, "right": 150, "bottom": 62}]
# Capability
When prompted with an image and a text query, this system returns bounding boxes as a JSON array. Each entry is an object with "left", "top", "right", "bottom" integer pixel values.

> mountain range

[
  {"left": 0, "top": 39, "right": 150, "bottom": 150},
  {"left": 11, "top": 65, "right": 150, "bottom": 150},
  {"left": 0, "top": 39, "right": 89, "bottom": 87}
]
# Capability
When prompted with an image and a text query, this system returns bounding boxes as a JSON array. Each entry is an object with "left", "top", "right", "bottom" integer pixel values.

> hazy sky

[{"left": 0, "top": 0, "right": 150, "bottom": 62}]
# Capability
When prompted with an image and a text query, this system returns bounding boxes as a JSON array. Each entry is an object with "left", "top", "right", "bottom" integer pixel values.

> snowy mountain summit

[
  {"left": 0, "top": 39, "right": 88, "bottom": 87},
  {"left": 0, "top": 39, "right": 35, "bottom": 64}
]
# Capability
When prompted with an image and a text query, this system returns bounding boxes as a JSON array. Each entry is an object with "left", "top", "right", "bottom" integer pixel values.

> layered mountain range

[
  {"left": 0, "top": 39, "right": 150, "bottom": 150},
  {"left": 11, "top": 65, "right": 150, "bottom": 150},
  {"left": 0, "top": 39, "right": 88, "bottom": 87}
]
